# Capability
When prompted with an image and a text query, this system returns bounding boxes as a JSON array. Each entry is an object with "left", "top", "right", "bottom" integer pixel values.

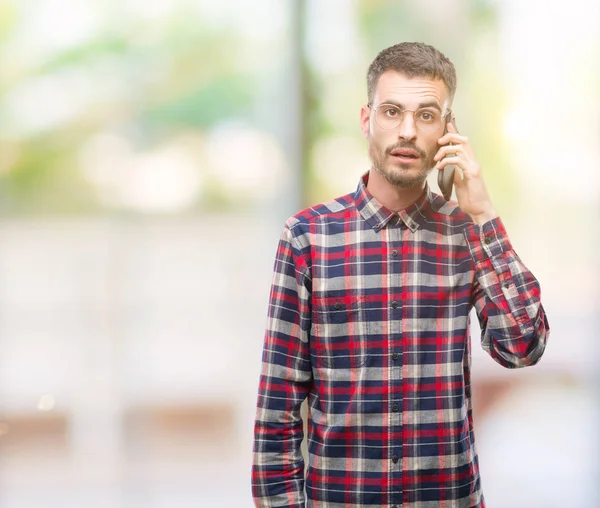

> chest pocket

[{"left": 312, "top": 293, "right": 369, "bottom": 368}]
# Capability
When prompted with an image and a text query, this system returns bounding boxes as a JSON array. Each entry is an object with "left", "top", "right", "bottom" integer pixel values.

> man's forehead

[{"left": 374, "top": 71, "right": 448, "bottom": 105}]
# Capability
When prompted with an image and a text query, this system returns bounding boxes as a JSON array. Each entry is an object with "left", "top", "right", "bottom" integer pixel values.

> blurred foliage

[
  {"left": 143, "top": 74, "right": 254, "bottom": 131},
  {"left": 0, "top": 0, "right": 539, "bottom": 218},
  {"left": 359, "top": 1, "right": 425, "bottom": 56},
  {"left": 0, "top": 1, "right": 259, "bottom": 216}
]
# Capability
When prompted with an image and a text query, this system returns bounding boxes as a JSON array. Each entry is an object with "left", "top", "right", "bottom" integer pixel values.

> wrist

[{"left": 470, "top": 208, "right": 497, "bottom": 225}]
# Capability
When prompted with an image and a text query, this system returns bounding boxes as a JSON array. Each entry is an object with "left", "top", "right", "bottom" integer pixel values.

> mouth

[{"left": 390, "top": 148, "right": 421, "bottom": 164}]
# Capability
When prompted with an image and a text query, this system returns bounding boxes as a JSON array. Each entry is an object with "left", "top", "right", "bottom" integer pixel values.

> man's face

[{"left": 360, "top": 71, "right": 450, "bottom": 189}]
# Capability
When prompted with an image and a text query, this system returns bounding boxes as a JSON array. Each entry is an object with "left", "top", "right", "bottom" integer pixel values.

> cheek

[
  {"left": 370, "top": 129, "right": 393, "bottom": 151},
  {"left": 422, "top": 136, "right": 440, "bottom": 157}
]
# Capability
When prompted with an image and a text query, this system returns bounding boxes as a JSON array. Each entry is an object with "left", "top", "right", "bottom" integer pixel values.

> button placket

[{"left": 387, "top": 225, "right": 403, "bottom": 489}]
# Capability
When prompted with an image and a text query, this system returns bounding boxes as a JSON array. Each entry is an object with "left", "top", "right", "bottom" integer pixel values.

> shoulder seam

[{"left": 284, "top": 220, "right": 312, "bottom": 282}]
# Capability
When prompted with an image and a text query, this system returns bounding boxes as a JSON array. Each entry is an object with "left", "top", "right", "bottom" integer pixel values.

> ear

[{"left": 360, "top": 105, "right": 371, "bottom": 139}]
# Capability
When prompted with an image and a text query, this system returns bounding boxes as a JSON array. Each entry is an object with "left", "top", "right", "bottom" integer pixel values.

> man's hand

[{"left": 434, "top": 122, "right": 497, "bottom": 225}]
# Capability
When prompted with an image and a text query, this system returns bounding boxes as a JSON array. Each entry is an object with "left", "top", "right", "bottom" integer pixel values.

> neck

[{"left": 366, "top": 168, "right": 426, "bottom": 212}]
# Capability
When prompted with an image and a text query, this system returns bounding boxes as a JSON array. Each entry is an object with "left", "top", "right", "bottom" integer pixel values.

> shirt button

[
  {"left": 484, "top": 236, "right": 493, "bottom": 244},
  {"left": 392, "top": 404, "right": 399, "bottom": 412},
  {"left": 392, "top": 249, "right": 398, "bottom": 257},
  {"left": 392, "top": 352, "right": 399, "bottom": 361},
  {"left": 503, "top": 282, "right": 510, "bottom": 289},
  {"left": 392, "top": 455, "right": 399, "bottom": 464},
  {"left": 334, "top": 302, "right": 341, "bottom": 310},
  {"left": 391, "top": 301, "right": 398, "bottom": 309}
]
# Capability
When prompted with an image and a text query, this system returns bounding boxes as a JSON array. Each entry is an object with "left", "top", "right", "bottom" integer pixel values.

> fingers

[
  {"left": 435, "top": 126, "right": 480, "bottom": 175},
  {"left": 447, "top": 120, "right": 457, "bottom": 132},
  {"left": 438, "top": 131, "right": 468, "bottom": 145},
  {"left": 453, "top": 167, "right": 466, "bottom": 187},
  {"left": 435, "top": 155, "right": 462, "bottom": 170},
  {"left": 436, "top": 155, "right": 481, "bottom": 179},
  {"left": 434, "top": 144, "right": 463, "bottom": 162}
]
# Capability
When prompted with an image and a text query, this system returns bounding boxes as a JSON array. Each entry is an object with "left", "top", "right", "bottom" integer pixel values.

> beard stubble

[{"left": 369, "top": 140, "right": 436, "bottom": 189}]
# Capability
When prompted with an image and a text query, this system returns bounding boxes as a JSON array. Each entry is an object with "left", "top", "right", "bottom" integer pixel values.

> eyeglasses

[{"left": 368, "top": 103, "right": 449, "bottom": 134}]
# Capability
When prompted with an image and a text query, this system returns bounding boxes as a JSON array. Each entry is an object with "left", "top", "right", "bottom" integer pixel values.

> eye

[
  {"left": 384, "top": 107, "right": 399, "bottom": 117},
  {"left": 417, "top": 110, "right": 436, "bottom": 122}
]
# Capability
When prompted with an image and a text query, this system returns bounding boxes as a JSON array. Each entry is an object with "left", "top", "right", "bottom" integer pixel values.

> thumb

[{"left": 453, "top": 167, "right": 465, "bottom": 188}]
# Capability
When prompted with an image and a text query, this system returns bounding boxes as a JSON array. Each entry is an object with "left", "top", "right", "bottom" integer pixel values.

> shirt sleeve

[
  {"left": 251, "top": 221, "right": 312, "bottom": 508},
  {"left": 464, "top": 217, "right": 550, "bottom": 368}
]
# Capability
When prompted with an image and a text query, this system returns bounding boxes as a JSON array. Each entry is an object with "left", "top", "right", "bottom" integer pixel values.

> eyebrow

[{"left": 379, "top": 100, "right": 442, "bottom": 112}]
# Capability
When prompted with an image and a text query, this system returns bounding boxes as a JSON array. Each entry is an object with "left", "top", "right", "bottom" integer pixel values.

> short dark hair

[{"left": 367, "top": 42, "right": 457, "bottom": 105}]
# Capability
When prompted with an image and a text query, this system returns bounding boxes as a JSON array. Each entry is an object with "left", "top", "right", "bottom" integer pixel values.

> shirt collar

[{"left": 353, "top": 171, "right": 434, "bottom": 233}]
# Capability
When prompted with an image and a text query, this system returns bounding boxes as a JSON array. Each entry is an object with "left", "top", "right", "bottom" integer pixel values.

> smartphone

[{"left": 437, "top": 112, "right": 457, "bottom": 201}]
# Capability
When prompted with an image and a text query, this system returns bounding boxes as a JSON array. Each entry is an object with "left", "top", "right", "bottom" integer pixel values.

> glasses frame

[{"left": 367, "top": 103, "right": 451, "bottom": 134}]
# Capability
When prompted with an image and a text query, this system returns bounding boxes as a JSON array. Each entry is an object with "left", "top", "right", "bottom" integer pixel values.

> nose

[{"left": 397, "top": 111, "right": 418, "bottom": 141}]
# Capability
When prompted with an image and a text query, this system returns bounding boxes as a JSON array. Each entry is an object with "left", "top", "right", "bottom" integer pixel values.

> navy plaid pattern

[{"left": 252, "top": 173, "right": 549, "bottom": 507}]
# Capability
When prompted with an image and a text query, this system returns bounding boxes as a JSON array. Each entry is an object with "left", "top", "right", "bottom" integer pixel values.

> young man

[{"left": 252, "top": 42, "right": 549, "bottom": 508}]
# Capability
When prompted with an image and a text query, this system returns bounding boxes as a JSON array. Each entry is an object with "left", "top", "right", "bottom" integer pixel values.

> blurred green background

[{"left": 0, "top": 0, "right": 521, "bottom": 216}]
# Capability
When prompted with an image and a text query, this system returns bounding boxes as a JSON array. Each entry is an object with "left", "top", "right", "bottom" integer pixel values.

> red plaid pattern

[{"left": 252, "top": 173, "right": 550, "bottom": 507}]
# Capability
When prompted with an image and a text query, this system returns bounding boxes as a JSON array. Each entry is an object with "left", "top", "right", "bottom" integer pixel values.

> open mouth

[{"left": 390, "top": 149, "right": 420, "bottom": 163}]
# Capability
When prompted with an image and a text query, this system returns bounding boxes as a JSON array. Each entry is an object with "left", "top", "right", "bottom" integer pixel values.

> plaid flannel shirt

[{"left": 252, "top": 173, "right": 550, "bottom": 507}]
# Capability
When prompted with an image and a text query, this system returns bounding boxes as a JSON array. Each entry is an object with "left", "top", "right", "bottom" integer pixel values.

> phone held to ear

[{"left": 437, "top": 112, "right": 457, "bottom": 201}]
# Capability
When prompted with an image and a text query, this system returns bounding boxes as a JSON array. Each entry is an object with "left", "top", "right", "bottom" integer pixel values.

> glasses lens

[
  {"left": 374, "top": 105, "right": 443, "bottom": 133},
  {"left": 375, "top": 105, "right": 402, "bottom": 130},
  {"left": 414, "top": 108, "right": 442, "bottom": 133}
]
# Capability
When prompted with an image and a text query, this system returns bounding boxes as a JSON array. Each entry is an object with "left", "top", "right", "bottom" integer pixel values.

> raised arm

[{"left": 465, "top": 218, "right": 550, "bottom": 368}]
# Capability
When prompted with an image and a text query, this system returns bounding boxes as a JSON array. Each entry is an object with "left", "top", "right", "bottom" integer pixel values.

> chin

[
  {"left": 389, "top": 164, "right": 426, "bottom": 178},
  {"left": 382, "top": 170, "right": 428, "bottom": 189}
]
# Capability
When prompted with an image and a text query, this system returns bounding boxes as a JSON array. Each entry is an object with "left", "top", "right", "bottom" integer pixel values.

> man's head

[
  {"left": 366, "top": 42, "right": 456, "bottom": 106},
  {"left": 360, "top": 42, "right": 457, "bottom": 190}
]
